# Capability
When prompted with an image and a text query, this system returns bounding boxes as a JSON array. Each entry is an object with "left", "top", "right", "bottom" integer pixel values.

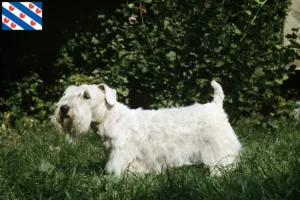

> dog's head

[{"left": 51, "top": 83, "right": 117, "bottom": 143}]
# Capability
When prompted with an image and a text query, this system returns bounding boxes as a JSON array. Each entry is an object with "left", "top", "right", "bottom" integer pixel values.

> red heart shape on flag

[
  {"left": 29, "top": 3, "right": 34, "bottom": 9},
  {"left": 30, "top": 20, "right": 36, "bottom": 26},
  {"left": 36, "top": 8, "right": 41, "bottom": 14},
  {"left": 9, "top": 5, "right": 15, "bottom": 11},
  {"left": 11, "top": 22, "right": 16, "bottom": 28},
  {"left": 4, "top": 18, "right": 9, "bottom": 23},
  {"left": 20, "top": 13, "right": 25, "bottom": 19}
]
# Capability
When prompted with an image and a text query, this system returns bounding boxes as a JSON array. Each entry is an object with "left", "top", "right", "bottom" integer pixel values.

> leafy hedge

[{"left": 1, "top": 0, "right": 300, "bottom": 132}]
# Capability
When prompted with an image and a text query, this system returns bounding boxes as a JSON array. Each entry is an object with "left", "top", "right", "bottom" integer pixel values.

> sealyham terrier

[{"left": 51, "top": 80, "right": 242, "bottom": 176}]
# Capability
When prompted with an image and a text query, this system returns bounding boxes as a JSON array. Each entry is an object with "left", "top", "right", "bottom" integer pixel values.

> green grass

[{"left": 1, "top": 120, "right": 300, "bottom": 199}]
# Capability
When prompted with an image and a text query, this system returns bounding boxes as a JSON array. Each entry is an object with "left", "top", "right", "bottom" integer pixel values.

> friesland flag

[{"left": 2, "top": 2, "right": 42, "bottom": 30}]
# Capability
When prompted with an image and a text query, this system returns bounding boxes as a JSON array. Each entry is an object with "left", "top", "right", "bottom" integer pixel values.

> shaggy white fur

[{"left": 51, "top": 80, "right": 242, "bottom": 175}]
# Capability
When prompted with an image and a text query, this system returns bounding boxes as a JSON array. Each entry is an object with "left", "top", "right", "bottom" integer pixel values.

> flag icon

[{"left": 2, "top": 2, "right": 42, "bottom": 30}]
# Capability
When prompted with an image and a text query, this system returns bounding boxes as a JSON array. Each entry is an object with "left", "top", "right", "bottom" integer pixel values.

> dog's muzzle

[
  {"left": 59, "top": 104, "right": 71, "bottom": 124},
  {"left": 60, "top": 104, "right": 70, "bottom": 114}
]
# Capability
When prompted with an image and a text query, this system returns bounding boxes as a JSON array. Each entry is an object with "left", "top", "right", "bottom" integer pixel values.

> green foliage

[
  {"left": 1, "top": 119, "right": 300, "bottom": 199},
  {"left": 53, "top": 0, "right": 300, "bottom": 120},
  {"left": 0, "top": 73, "right": 53, "bottom": 134}
]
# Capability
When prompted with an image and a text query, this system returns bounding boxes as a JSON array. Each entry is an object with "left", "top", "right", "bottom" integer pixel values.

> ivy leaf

[
  {"left": 92, "top": 69, "right": 100, "bottom": 74},
  {"left": 100, "top": 49, "right": 107, "bottom": 54},
  {"left": 232, "top": 23, "right": 242, "bottom": 35},
  {"left": 204, "top": 2, "right": 211, "bottom": 8},
  {"left": 197, "top": 63, "right": 207, "bottom": 68},
  {"left": 216, "top": 61, "right": 224, "bottom": 67},
  {"left": 282, "top": 73, "right": 289, "bottom": 81},
  {"left": 245, "top": 10, "right": 252, "bottom": 16},
  {"left": 164, "top": 20, "right": 169, "bottom": 30},
  {"left": 265, "top": 81, "right": 272, "bottom": 85},
  {"left": 144, "top": 0, "right": 152, "bottom": 4},
  {"left": 214, "top": 46, "right": 223, "bottom": 53},
  {"left": 189, "top": 52, "right": 198, "bottom": 57},
  {"left": 81, "top": 53, "right": 88, "bottom": 61},
  {"left": 253, "top": 68, "right": 265, "bottom": 77},
  {"left": 98, "top": 14, "right": 105, "bottom": 19},
  {"left": 128, "top": 3, "right": 134, "bottom": 9},
  {"left": 254, "top": 0, "right": 264, "bottom": 5},
  {"left": 166, "top": 51, "right": 176, "bottom": 61},
  {"left": 122, "top": 89, "right": 129, "bottom": 97},
  {"left": 118, "top": 50, "right": 128, "bottom": 58},
  {"left": 91, "top": 37, "right": 100, "bottom": 45}
]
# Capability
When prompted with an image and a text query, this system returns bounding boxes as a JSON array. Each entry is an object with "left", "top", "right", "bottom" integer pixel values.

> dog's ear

[{"left": 98, "top": 83, "right": 117, "bottom": 105}]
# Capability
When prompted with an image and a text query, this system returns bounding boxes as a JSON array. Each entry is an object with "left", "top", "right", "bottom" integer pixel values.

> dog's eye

[{"left": 83, "top": 91, "right": 90, "bottom": 99}]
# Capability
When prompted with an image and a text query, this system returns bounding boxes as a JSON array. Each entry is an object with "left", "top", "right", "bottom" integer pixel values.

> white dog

[{"left": 51, "top": 80, "right": 241, "bottom": 175}]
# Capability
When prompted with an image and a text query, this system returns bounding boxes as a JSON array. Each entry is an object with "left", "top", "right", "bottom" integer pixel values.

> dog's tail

[{"left": 211, "top": 80, "right": 224, "bottom": 108}]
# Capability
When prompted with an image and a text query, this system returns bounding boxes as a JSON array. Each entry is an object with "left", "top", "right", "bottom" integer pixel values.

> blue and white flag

[{"left": 2, "top": 2, "right": 42, "bottom": 30}]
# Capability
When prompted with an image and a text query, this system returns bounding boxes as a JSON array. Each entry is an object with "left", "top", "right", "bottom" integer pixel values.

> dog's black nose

[{"left": 60, "top": 105, "right": 70, "bottom": 114}]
